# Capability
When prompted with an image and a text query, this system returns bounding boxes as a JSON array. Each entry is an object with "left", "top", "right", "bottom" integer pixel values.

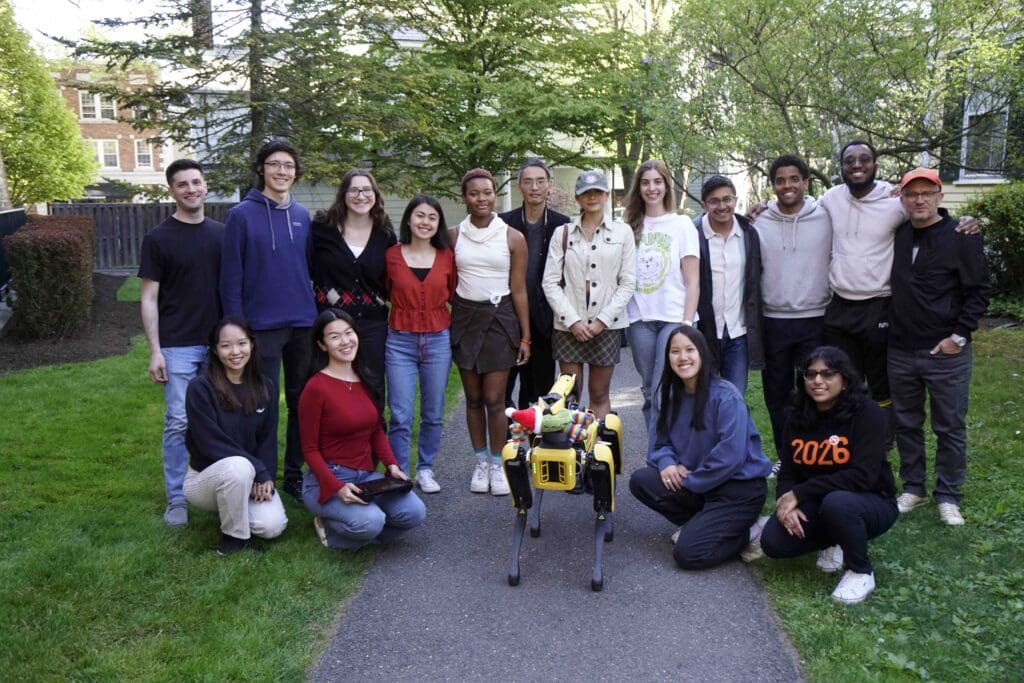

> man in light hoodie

[
  {"left": 753, "top": 155, "right": 832, "bottom": 459},
  {"left": 220, "top": 140, "right": 317, "bottom": 501}
]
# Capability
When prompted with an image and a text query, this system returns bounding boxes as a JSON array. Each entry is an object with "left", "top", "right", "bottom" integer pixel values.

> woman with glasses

[
  {"left": 752, "top": 346, "right": 898, "bottom": 604},
  {"left": 543, "top": 170, "right": 636, "bottom": 419},
  {"left": 694, "top": 175, "right": 764, "bottom": 395},
  {"left": 622, "top": 159, "right": 700, "bottom": 430},
  {"left": 308, "top": 169, "right": 396, "bottom": 404}
]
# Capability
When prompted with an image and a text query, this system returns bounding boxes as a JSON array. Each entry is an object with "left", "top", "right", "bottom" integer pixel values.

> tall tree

[{"left": 0, "top": 0, "right": 95, "bottom": 206}]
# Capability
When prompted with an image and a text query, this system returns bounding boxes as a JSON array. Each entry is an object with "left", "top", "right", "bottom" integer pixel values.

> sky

[{"left": 12, "top": 0, "right": 155, "bottom": 56}]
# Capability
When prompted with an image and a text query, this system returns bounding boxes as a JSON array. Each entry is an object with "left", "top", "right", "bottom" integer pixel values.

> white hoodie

[
  {"left": 820, "top": 181, "right": 906, "bottom": 300},
  {"left": 753, "top": 196, "right": 832, "bottom": 318}
]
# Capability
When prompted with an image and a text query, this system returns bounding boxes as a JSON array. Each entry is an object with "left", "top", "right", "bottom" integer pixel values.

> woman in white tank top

[{"left": 448, "top": 168, "right": 531, "bottom": 496}]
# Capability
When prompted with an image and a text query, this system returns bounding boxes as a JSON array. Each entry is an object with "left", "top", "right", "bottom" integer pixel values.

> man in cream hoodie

[{"left": 753, "top": 155, "right": 832, "bottom": 459}]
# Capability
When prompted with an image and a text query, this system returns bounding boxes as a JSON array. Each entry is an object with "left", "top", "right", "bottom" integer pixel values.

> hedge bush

[
  {"left": 961, "top": 181, "right": 1024, "bottom": 297},
  {"left": 2, "top": 214, "right": 96, "bottom": 339}
]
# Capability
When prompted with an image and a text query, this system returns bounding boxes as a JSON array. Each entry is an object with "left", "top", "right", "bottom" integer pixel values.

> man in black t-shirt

[{"left": 138, "top": 159, "right": 225, "bottom": 526}]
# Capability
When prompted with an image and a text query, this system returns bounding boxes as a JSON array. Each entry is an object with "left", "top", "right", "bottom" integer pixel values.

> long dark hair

[
  {"left": 205, "top": 316, "right": 269, "bottom": 413},
  {"left": 320, "top": 168, "right": 392, "bottom": 238},
  {"left": 656, "top": 326, "right": 714, "bottom": 435},
  {"left": 399, "top": 194, "right": 451, "bottom": 250},
  {"left": 309, "top": 308, "right": 382, "bottom": 408},
  {"left": 787, "top": 346, "right": 869, "bottom": 431},
  {"left": 623, "top": 159, "right": 675, "bottom": 243}
]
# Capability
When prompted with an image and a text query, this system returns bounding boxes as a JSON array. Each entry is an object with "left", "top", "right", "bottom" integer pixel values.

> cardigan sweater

[
  {"left": 307, "top": 218, "right": 397, "bottom": 320},
  {"left": 383, "top": 244, "right": 457, "bottom": 333}
]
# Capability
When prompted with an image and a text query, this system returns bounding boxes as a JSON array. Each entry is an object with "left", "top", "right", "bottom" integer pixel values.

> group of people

[{"left": 139, "top": 138, "right": 989, "bottom": 605}]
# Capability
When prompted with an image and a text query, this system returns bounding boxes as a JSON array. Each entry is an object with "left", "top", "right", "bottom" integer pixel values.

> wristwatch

[{"left": 950, "top": 333, "right": 967, "bottom": 348}]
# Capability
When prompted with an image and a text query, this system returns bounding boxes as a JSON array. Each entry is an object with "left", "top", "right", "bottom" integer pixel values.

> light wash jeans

[
  {"left": 627, "top": 320, "right": 680, "bottom": 432},
  {"left": 385, "top": 328, "right": 452, "bottom": 472},
  {"left": 183, "top": 457, "right": 288, "bottom": 540},
  {"left": 302, "top": 465, "right": 426, "bottom": 550},
  {"left": 162, "top": 345, "right": 207, "bottom": 504}
]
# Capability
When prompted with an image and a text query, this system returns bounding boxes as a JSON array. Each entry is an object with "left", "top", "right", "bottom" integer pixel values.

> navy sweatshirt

[
  {"left": 185, "top": 374, "right": 279, "bottom": 484},
  {"left": 220, "top": 188, "right": 317, "bottom": 331},
  {"left": 890, "top": 214, "right": 990, "bottom": 350},
  {"left": 777, "top": 400, "right": 897, "bottom": 504},
  {"left": 647, "top": 379, "right": 772, "bottom": 493}
]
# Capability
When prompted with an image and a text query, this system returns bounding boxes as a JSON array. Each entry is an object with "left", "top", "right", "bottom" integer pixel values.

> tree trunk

[
  {"left": 248, "top": 0, "right": 266, "bottom": 162},
  {"left": 0, "top": 147, "right": 11, "bottom": 210}
]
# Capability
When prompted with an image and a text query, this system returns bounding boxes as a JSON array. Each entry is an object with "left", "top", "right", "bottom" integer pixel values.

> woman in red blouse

[
  {"left": 383, "top": 195, "right": 457, "bottom": 493},
  {"left": 298, "top": 309, "right": 426, "bottom": 550}
]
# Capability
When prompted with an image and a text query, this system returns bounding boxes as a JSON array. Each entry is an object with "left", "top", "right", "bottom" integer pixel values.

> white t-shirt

[{"left": 627, "top": 213, "right": 700, "bottom": 323}]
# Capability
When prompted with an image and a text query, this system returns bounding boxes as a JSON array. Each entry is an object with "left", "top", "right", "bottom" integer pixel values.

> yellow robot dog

[{"left": 501, "top": 374, "right": 623, "bottom": 591}]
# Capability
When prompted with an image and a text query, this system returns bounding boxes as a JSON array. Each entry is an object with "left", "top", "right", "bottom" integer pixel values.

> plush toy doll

[{"left": 506, "top": 406, "right": 595, "bottom": 445}]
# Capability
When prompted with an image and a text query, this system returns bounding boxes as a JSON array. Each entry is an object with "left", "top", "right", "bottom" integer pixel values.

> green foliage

[
  {"left": 745, "top": 330, "right": 1024, "bottom": 682},
  {"left": 986, "top": 295, "right": 1024, "bottom": 322},
  {"left": 0, "top": 0, "right": 96, "bottom": 205},
  {"left": 3, "top": 215, "right": 95, "bottom": 338},
  {"left": 962, "top": 181, "right": 1024, "bottom": 297}
]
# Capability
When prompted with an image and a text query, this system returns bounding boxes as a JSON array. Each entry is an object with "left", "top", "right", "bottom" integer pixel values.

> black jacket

[
  {"left": 499, "top": 205, "right": 571, "bottom": 341},
  {"left": 694, "top": 213, "right": 765, "bottom": 371}
]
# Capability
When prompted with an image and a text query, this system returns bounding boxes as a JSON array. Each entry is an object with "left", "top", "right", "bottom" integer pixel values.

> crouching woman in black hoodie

[
  {"left": 183, "top": 317, "right": 289, "bottom": 554},
  {"left": 755, "top": 346, "right": 898, "bottom": 604}
]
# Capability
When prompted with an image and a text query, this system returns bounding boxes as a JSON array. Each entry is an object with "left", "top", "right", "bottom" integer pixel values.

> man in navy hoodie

[{"left": 220, "top": 140, "right": 317, "bottom": 501}]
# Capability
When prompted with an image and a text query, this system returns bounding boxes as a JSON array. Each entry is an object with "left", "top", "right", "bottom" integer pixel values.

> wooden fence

[{"left": 49, "top": 203, "right": 234, "bottom": 270}]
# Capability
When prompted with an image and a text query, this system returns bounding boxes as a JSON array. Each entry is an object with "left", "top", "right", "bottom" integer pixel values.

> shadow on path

[{"left": 310, "top": 360, "right": 803, "bottom": 682}]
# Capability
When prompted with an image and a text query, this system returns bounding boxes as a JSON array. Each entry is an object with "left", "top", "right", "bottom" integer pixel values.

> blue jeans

[
  {"left": 627, "top": 320, "right": 680, "bottom": 431},
  {"left": 161, "top": 345, "right": 207, "bottom": 504},
  {"left": 302, "top": 466, "right": 426, "bottom": 550},
  {"left": 386, "top": 329, "right": 452, "bottom": 472},
  {"left": 718, "top": 332, "right": 749, "bottom": 395}
]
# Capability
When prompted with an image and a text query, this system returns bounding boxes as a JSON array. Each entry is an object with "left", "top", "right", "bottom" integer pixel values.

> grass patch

[
  {"left": 744, "top": 329, "right": 1024, "bottom": 681},
  {"left": 117, "top": 275, "right": 142, "bottom": 302},
  {"left": 0, "top": 337, "right": 462, "bottom": 680}
]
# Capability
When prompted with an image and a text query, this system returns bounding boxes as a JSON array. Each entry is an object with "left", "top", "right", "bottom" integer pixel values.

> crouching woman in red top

[
  {"left": 757, "top": 346, "right": 898, "bottom": 605},
  {"left": 299, "top": 309, "right": 426, "bottom": 550}
]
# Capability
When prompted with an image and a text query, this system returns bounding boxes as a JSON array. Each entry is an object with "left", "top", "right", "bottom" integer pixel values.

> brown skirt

[
  {"left": 450, "top": 294, "right": 519, "bottom": 373},
  {"left": 553, "top": 328, "right": 622, "bottom": 366}
]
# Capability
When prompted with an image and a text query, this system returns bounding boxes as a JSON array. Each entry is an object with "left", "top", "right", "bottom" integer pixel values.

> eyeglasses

[
  {"left": 264, "top": 161, "right": 296, "bottom": 171},
  {"left": 520, "top": 179, "right": 549, "bottom": 188},
  {"left": 901, "top": 190, "right": 941, "bottom": 201},
  {"left": 803, "top": 369, "right": 840, "bottom": 381},
  {"left": 346, "top": 187, "right": 374, "bottom": 197},
  {"left": 705, "top": 196, "right": 736, "bottom": 208},
  {"left": 842, "top": 155, "right": 874, "bottom": 167}
]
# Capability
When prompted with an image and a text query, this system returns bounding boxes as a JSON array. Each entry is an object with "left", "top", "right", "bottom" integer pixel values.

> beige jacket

[{"left": 542, "top": 217, "right": 636, "bottom": 331}]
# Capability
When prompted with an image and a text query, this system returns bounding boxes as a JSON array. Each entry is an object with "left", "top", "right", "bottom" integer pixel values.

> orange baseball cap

[{"left": 899, "top": 167, "right": 942, "bottom": 190}]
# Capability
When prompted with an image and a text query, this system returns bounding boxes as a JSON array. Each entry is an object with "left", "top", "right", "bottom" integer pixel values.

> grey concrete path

[{"left": 310, "top": 360, "right": 803, "bottom": 682}]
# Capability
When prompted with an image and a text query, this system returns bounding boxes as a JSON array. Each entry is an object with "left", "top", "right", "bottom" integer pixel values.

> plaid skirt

[{"left": 552, "top": 328, "right": 622, "bottom": 366}]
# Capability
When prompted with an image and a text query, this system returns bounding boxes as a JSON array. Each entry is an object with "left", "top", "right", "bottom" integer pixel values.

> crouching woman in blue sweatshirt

[
  {"left": 184, "top": 317, "right": 288, "bottom": 555},
  {"left": 629, "top": 326, "right": 772, "bottom": 569},
  {"left": 756, "top": 346, "right": 897, "bottom": 604}
]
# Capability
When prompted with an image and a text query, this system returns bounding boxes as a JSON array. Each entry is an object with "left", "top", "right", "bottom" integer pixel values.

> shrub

[
  {"left": 3, "top": 214, "right": 96, "bottom": 339},
  {"left": 961, "top": 181, "right": 1024, "bottom": 297}
]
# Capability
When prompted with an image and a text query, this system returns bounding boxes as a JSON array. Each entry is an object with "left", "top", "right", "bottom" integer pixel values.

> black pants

[
  {"left": 761, "top": 316, "right": 824, "bottom": 457},
  {"left": 824, "top": 295, "right": 891, "bottom": 403},
  {"left": 353, "top": 318, "right": 388, "bottom": 410},
  {"left": 629, "top": 466, "right": 767, "bottom": 570},
  {"left": 505, "top": 334, "right": 556, "bottom": 409},
  {"left": 760, "top": 490, "right": 897, "bottom": 574},
  {"left": 255, "top": 326, "right": 312, "bottom": 484}
]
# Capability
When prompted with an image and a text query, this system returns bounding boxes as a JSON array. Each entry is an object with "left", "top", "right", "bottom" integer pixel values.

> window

[
  {"left": 93, "top": 140, "right": 120, "bottom": 169},
  {"left": 961, "top": 90, "right": 1009, "bottom": 179},
  {"left": 79, "top": 92, "right": 117, "bottom": 120},
  {"left": 134, "top": 140, "right": 153, "bottom": 168}
]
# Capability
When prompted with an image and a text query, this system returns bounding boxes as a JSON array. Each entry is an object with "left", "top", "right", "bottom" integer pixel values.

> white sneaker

[
  {"left": 416, "top": 469, "right": 441, "bottom": 493},
  {"left": 740, "top": 515, "right": 771, "bottom": 562},
  {"left": 896, "top": 492, "right": 928, "bottom": 513},
  {"left": 670, "top": 527, "right": 682, "bottom": 545},
  {"left": 470, "top": 461, "right": 490, "bottom": 493},
  {"left": 816, "top": 545, "right": 844, "bottom": 573},
  {"left": 937, "top": 502, "right": 965, "bottom": 526},
  {"left": 831, "top": 570, "right": 875, "bottom": 605},
  {"left": 489, "top": 463, "right": 511, "bottom": 496}
]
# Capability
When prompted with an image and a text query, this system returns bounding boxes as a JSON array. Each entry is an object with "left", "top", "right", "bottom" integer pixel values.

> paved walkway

[{"left": 310, "top": 360, "right": 803, "bottom": 682}]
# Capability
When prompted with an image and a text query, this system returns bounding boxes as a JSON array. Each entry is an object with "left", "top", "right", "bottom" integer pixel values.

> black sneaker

[
  {"left": 216, "top": 533, "right": 260, "bottom": 556},
  {"left": 282, "top": 478, "right": 303, "bottom": 502}
]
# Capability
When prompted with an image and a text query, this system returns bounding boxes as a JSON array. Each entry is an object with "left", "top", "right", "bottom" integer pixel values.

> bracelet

[
  {"left": 682, "top": 320, "right": 693, "bottom": 326},
  {"left": 520, "top": 338, "right": 531, "bottom": 345}
]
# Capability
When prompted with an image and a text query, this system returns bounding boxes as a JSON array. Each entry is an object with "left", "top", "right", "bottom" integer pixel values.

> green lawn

[
  {"left": 0, "top": 335, "right": 461, "bottom": 681},
  {"left": 745, "top": 329, "right": 1024, "bottom": 681}
]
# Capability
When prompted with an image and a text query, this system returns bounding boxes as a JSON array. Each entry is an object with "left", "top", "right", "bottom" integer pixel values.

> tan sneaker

[{"left": 896, "top": 492, "right": 928, "bottom": 513}]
